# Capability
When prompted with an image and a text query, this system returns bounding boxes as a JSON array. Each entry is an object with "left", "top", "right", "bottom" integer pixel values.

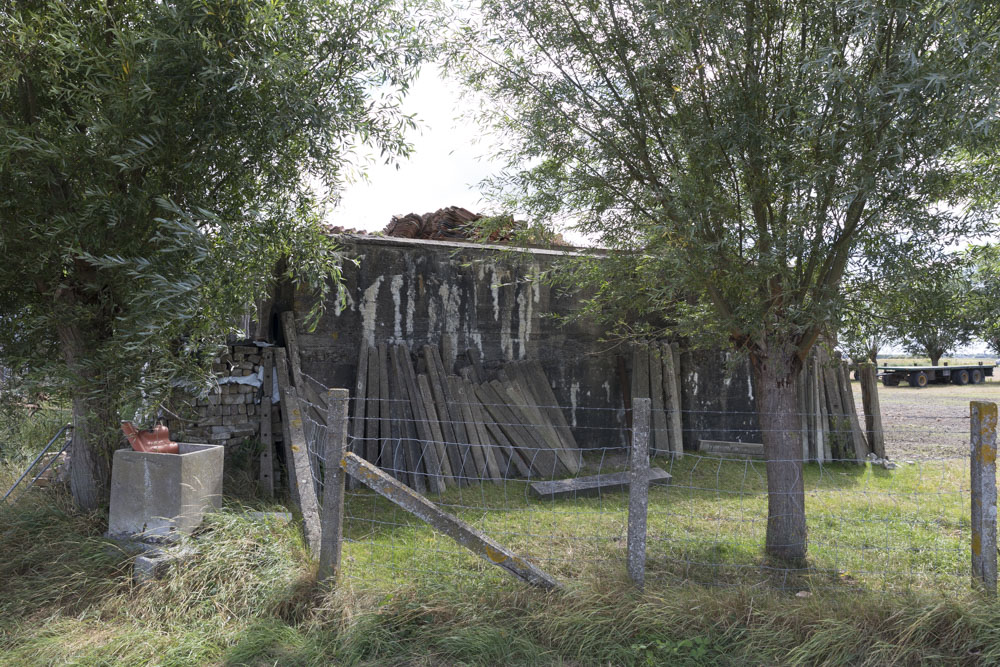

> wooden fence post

[
  {"left": 318, "top": 388, "right": 350, "bottom": 583},
  {"left": 628, "top": 398, "right": 651, "bottom": 589},
  {"left": 971, "top": 401, "right": 998, "bottom": 595}
]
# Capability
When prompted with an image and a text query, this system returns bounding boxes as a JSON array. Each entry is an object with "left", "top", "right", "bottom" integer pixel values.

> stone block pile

[{"left": 169, "top": 344, "right": 281, "bottom": 451}]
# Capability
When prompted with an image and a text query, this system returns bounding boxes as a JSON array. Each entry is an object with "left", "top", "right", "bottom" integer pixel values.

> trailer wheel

[
  {"left": 972, "top": 369, "right": 984, "bottom": 384},
  {"left": 909, "top": 371, "right": 929, "bottom": 388}
]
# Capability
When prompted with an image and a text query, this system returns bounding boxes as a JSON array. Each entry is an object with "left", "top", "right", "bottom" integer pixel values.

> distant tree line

[{"left": 840, "top": 246, "right": 1000, "bottom": 366}]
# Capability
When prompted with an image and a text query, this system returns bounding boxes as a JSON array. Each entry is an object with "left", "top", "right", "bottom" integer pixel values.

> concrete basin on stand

[{"left": 108, "top": 443, "right": 224, "bottom": 540}]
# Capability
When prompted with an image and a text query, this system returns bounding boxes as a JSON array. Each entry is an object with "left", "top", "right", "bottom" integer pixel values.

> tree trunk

[
  {"left": 67, "top": 390, "right": 118, "bottom": 510},
  {"left": 929, "top": 351, "right": 942, "bottom": 367},
  {"left": 57, "top": 316, "right": 119, "bottom": 511},
  {"left": 750, "top": 343, "right": 807, "bottom": 563}
]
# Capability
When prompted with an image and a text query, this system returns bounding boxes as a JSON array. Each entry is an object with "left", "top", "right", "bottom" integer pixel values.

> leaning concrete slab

[
  {"left": 530, "top": 468, "right": 671, "bottom": 500},
  {"left": 108, "top": 443, "right": 223, "bottom": 539},
  {"left": 699, "top": 440, "right": 764, "bottom": 459}
]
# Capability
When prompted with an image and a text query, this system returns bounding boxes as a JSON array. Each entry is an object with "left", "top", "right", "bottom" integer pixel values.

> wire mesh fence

[{"left": 292, "top": 371, "right": 980, "bottom": 596}]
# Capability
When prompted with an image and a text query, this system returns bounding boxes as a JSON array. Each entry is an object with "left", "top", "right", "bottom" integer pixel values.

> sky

[{"left": 326, "top": 69, "right": 501, "bottom": 233}]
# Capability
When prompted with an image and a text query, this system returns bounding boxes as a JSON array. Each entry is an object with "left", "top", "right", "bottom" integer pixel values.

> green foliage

[
  {"left": 839, "top": 244, "right": 947, "bottom": 364},
  {"left": 630, "top": 636, "right": 716, "bottom": 665},
  {"left": 449, "top": 0, "right": 1000, "bottom": 366},
  {"left": 0, "top": 0, "right": 434, "bottom": 503},
  {"left": 968, "top": 244, "right": 1000, "bottom": 355},
  {"left": 889, "top": 259, "right": 977, "bottom": 366}
]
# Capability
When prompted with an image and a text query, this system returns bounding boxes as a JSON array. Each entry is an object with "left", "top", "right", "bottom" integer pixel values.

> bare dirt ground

[{"left": 851, "top": 375, "right": 1000, "bottom": 460}]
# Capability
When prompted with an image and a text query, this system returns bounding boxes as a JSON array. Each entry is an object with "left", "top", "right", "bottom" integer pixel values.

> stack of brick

[{"left": 170, "top": 344, "right": 283, "bottom": 451}]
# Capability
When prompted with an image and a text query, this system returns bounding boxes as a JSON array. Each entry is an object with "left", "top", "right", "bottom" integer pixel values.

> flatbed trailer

[{"left": 879, "top": 364, "right": 995, "bottom": 388}]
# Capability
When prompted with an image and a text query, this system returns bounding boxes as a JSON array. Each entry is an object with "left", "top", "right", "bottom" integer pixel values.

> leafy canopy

[
  {"left": 0, "top": 0, "right": 433, "bottom": 412},
  {"left": 889, "top": 259, "right": 977, "bottom": 365},
  {"left": 967, "top": 244, "right": 1000, "bottom": 356},
  {"left": 451, "top": 0, "right": 1000, "bottom": 368}
]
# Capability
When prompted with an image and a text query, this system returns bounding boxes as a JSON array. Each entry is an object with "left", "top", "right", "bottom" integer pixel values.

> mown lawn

[{"left": 338, "top": 452, "right": 968, "bottom": 594}]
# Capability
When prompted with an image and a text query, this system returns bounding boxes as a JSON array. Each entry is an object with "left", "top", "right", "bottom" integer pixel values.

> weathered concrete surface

[
  {"left": 283, "top": 235, "right": 761, "bottom": 452},
  {"left": 627, "top": 398, "right": 651, "bottom": 589},
  {"left": 680, "top": 349, "right": 761, "bottom": 450},
  {"left": 971, "top": 401, "right": 998, "bottom": 595},
  {"left": 132, "top": 545, "right": 196, "bottom": 584},
  {"left": 285, "top": 236, "right": 629, "bottom": 449},
  {"left": 529, "top": 468, "right": 671, "bottom": 499},
  {"left": 318, "top": 388, "right": 349, "bottom": 582},
  {"left": 108, "top": 443, "right": 224, "bottom": 539},
  {"left": 698, "top": 440, "right": 765, "bottom": 459}
]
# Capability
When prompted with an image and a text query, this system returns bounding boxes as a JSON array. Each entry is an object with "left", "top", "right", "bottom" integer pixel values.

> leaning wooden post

[
  {"left": 318, "top": 388, "right": 349, "bottom": 583},
  {"left": 628, "top": 398, "right": 651, "bottom": 589},
  {"left": 971, "top": 401, "right": 998, "bottom": 595},
  {"left": 859, "top": 362, "right": 886, "bottom": 459}
]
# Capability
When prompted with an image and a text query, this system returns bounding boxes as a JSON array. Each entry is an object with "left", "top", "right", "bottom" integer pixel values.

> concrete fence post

[
  {"left": 971, "top": 401, "right": 998, "bottom": 595},
  {"left": 318, "top": 388, "right": 350, "bottom": 583},
  {"left": 628, "top": 398, "right": 651, "bottom": 589}
]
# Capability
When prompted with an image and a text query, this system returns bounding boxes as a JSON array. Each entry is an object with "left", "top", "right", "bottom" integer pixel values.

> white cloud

[{"left": 327, "top": 69, "right": 503, "bottom": 232}]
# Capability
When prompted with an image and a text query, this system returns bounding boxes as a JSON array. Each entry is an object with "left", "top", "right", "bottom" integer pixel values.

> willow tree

[
  {"left": 453, "top": 1, "right": 1000, "bottom": 561},
  {"left": 0, "top": 0, "right": 432, "bottom": 510}
]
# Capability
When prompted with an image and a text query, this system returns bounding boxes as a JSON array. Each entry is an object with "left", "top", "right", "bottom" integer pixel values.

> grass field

[{"left": 1, "top": 384, "right": 998, "bottom": 665}]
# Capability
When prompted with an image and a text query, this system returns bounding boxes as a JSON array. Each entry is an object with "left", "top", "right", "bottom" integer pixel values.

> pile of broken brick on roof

[{"left": 327, "top": 206, "right": 569, "bottom": 246}]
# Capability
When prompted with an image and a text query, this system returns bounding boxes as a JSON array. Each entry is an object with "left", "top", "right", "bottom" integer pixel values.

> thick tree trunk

[
  {"left": 929, "top": 351, "right": 943, "bottom": 367},
  {"left": 67, "top": 391, "right": 118, "bottom": 510},
  {"left": 750, "top": 343, "right": 807, "bottom": 563},
  {"left": 57, "top": 316, "right": 118, "bottom": 511}
]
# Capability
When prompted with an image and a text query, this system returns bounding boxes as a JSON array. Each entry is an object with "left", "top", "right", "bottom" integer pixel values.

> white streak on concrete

[
  {"left": 490, "top": 265, "right": 500, "bottom": 321},
  {"left": 428, "top": 290, "right": 439, "bottom": 335},
  {"left": 500, "top": 283, "right": 514, "bottom": 360},
  {"left": 333, "top": 284, "right": 355, "bottom": 317},
  {"left": 406, "top": 270, "right": 416, "bottom": 337},
  {"left": 747, "top": 375, "right": 754, "bottom": 401},
  {"left": 469, "top": 331, "right": 483, "bottom": 355},
  {"left": 439, "top": 282, "right": 461, "bottom": 369},
  {"left": 570, "top": 382, "right": 580, "bottom": 427},
  {"left": 602, "top": 381, "right": 611, "bottom": 402},
  {"left": 360, "top": 276, "right": 384, "bottom": 347},
  {"left": 390, "top": 275, "right": 403, "bottom": 341},
  {"left": 516, "top": 280, "right": 534, "bottom": 359}
]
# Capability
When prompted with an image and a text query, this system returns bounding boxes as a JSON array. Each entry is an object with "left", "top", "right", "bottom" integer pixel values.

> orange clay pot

[{"left": 121, "top": 422, "right": 179, "bottom": 454}]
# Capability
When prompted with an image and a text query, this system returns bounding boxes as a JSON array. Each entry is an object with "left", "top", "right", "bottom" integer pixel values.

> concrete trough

[{"left": 108, "top": 443, "right": 224, "bottom": 539}]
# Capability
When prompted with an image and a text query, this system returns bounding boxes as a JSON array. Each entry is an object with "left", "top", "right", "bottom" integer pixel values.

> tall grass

[
  {"left": 3, "top": 399, "right": 999, "bottom": 664},
  {"left": 0, "top": 402, "right": 71, "bottom": 495},
  {"left": 2, "top": 460, "right": 999, "bottom": 665}
]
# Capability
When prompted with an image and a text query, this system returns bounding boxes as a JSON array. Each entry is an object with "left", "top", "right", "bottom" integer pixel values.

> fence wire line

[{"left": 285, "top": 386, "right": 976, "bottom": 594}]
